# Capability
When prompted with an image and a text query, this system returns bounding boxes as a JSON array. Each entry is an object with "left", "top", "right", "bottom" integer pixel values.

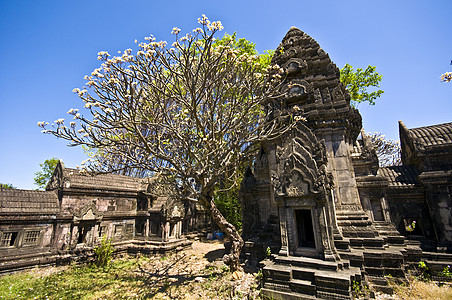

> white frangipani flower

[{"left": 171, "top": 27, "right": 181, "bottom": 35}]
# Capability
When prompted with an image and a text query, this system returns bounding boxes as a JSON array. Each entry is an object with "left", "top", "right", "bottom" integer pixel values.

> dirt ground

[{"left": 138, "top": 239, "right": 261, "bottom": 299}]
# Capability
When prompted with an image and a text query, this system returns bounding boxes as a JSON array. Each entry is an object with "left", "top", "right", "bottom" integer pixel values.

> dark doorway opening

[
  {"left": 135, "top": 218, "right": 146, "bottom": 236},
  {"left": 77, "top": 225, "right": 92, "bottom": 244},
  {"left": 295, "top": 209, "right": 316, "bottom": 248}
]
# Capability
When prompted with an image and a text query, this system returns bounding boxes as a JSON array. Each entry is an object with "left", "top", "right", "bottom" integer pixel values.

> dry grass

[{"left": 391, "top": 279, "right": 452, "bottom": 300}]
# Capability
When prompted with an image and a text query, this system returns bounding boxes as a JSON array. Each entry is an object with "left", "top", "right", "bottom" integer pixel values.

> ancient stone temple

[
  {"left": 241, "top": 27, "right": 451, "bottom": 299},
  {"left": 0, "top": 161, "right": 209, "bottom": 274}
]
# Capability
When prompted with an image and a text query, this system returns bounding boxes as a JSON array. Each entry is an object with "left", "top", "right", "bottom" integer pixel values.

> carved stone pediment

[
  {"left": 73, "top": 201, "right": 103, "bottom": 222},
  {"left": 271, "top": 123, "right": 329, "bottom": 198},
  {"left": 46, "top": 161, "right": 64, "bottom": 191}
]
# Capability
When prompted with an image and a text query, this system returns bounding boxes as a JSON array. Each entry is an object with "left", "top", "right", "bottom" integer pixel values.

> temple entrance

[{"left": 295, "top": 209, "right": 316, "bottom": 248}]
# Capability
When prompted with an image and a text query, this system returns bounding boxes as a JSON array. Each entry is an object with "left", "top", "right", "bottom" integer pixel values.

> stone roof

[
  {"left": 378, "top": 166, "right": 420, "bottom": 187},
  {"left": 149, "top": 196, "right": 168, "bottom": 212},
  {"left": 407, "top": 122, "right": 452, "bottom": 148},
  {"left": 270, "top": 27, "right": 362, "bottom": 140},
  {"left": 62, "top": 168, "right": 145, "bottom": 192},
  {"left": 0, "top": 189, "right": 59, "bottom": 214}
]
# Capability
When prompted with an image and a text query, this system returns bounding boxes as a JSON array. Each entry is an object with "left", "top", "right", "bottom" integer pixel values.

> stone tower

[{"left": 241, "top": 27, "right": 418, "bottom": 299}]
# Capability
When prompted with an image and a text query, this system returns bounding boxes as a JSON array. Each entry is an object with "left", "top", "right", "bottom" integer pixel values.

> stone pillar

[{"left": 278, "top": 205, "right": 289, "bottom": 256}]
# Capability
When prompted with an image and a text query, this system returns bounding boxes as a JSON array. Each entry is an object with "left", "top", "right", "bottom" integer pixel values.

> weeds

[
  {"left": 440, "top": 265, "right": 451, "bottom": 279},
  {"left": 417, "top": 260, "right": 430, "bottom": 281},
  {"left": 266, "top": 247, "right": 271, "bottom": 257},
  {"left": 93, "top": 236, "right": 114, "bottom": 268},
  {"left": 351, "top": 280, "right": 369, "bottom": 299}
]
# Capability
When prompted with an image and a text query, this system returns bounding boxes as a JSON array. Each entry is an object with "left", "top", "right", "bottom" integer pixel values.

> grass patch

[{"left": 0, "top": 259, "right": 148, "bottom": 300}]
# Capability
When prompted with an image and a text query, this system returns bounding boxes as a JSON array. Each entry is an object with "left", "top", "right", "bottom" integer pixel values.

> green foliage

[
  {"left": 94, "top": 235, "right": 114, "bottom": 267},
  {"left": 34, "top": 158, "right": 60, "bottom": 189},
  {"left": 0, "top": 259, "right": 142, "bottom": 299},
  {"left": 214, "top": 187, "right": 242, "bottom": 231},
  {"left": 255, "top": 269, "right": 263, "bottom": 280},
  {"left": 213, "top": 32, "right": 274, "bottom": 73},
  {"left": 0, "top": 183, "right": 16, "bottom": 189},
  {"left": 417, "top": 261, "right": 430, "bottom": 280},
  {"left": 210, "top": 32, "right": 276, "bottom": 232},
  {"left": 440, "top": 265, "right": 452, "bottom": 279},
  {"left": 405, "top": 220, "right": 416, "bottom": 232},
  {"left": 266, "top": 247, "right": 271, "bottom": 257},
  {"left": 351, "top": 280, "right": 370, "bottom": 298},
  {"left": 340, "top": 63, "right": 384, "bottom": 107}
]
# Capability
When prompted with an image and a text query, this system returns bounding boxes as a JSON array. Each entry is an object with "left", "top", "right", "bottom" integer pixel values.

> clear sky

[{"left": 0, "top": 0, "right": 451, "bottom": 190}]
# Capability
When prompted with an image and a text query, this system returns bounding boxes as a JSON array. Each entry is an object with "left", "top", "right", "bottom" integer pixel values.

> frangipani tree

[
  {"left": 39, "top": 15, "right": 293, "bottom": 271},
  {"left": 441, "top": 72, "right": 452, "bottom": 82},
  {"left": 368, "top": 132, "right": 401, "bottom": 167}
]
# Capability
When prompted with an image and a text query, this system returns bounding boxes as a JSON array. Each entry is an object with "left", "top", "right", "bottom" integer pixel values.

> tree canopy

[
  {"left": 39, "top": 15, "right": 293, "bottom": 271},
  {"left": 34, "top": 158, "right": 60, "bottom": 189},
  {"left": 340, "top": 63, "right": 384, "bottom": 107}
]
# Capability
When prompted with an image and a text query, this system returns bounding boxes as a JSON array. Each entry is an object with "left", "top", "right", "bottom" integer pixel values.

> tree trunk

[{"left": 205, "top": 197, "right": 244, "bottom": 272}]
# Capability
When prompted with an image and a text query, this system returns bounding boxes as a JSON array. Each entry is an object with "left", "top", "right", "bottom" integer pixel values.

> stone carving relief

[
  {"left": 271, "top": 123, "right": 329, "bottom": 198},
  {"left": 283, "top": 58, "right": 308, "bottom": 75},
  {"left": 326, "top": 63, "right": 338, "bottom": 75},
  {"left": 73, "top": 201, "right": 103, "bottom": 222},
  {"left": 332, "top": 86, "right": 345, "bottom": 102},
  {"left": 281, "top": 79, "right": 313, "bottom": 102}
]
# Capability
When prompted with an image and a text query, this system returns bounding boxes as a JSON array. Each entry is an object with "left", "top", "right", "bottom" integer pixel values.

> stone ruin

[
  {"left": 0, "top": 161, "right": 210, "bottom": 274},
  {"left": 240, "top": 27, "right": 452, "bottom": 299},
  {"left": 1, "top": 26, "right": 451, "bottom": 299}
]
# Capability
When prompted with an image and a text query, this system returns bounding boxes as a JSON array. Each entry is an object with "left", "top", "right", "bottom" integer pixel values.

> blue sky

[{"left": 0, "top": 1, "right": 451, "bottom": 189}]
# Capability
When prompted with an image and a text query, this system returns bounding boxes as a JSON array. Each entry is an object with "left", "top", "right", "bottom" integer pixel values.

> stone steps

[
  {"left": 274, "top": 254, "right": 349, "bottom": 271},
  {"left": 262, "top": 257, "right": 362, "bottom": 299},
  {"left": 373, "top": 223, "right": 407, "bottom": 246},
  {"left": 364, "top": 266, "right": 405, "bottom": 277},
  {"left": 349, "top": 237, "right": 385, "bottom": 248},
  {"left": 425, "top": 260, "right": 452, "bottom": 275},
  {"left": 260, "top": 287, "right": 317, "bottom": 300},
  {"left": 422, "top": 251, "right": 452, "bottom": 261},
  {"left": 338, "top": 251, "right": 364, "bottom": 267}
]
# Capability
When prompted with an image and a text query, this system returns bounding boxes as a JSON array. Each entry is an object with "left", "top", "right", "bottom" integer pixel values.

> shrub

[{"left": 94, "top": 235, "right": 114, "bottom": 267}]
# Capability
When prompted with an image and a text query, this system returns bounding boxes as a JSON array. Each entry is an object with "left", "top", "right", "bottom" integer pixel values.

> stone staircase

[
  {"left": 334, "top": 211, "right": 385, "bottom": 251},
  {"left": 332, "top": 210, "right": 423, "bottom": 295},
  {"left": 261, "top": 255, "right": 362, "bottom": 299}
]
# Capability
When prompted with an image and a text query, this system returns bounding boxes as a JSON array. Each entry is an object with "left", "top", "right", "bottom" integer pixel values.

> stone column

[{"left": 278, "top": 205, "right": 289, "bottom": 256}]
